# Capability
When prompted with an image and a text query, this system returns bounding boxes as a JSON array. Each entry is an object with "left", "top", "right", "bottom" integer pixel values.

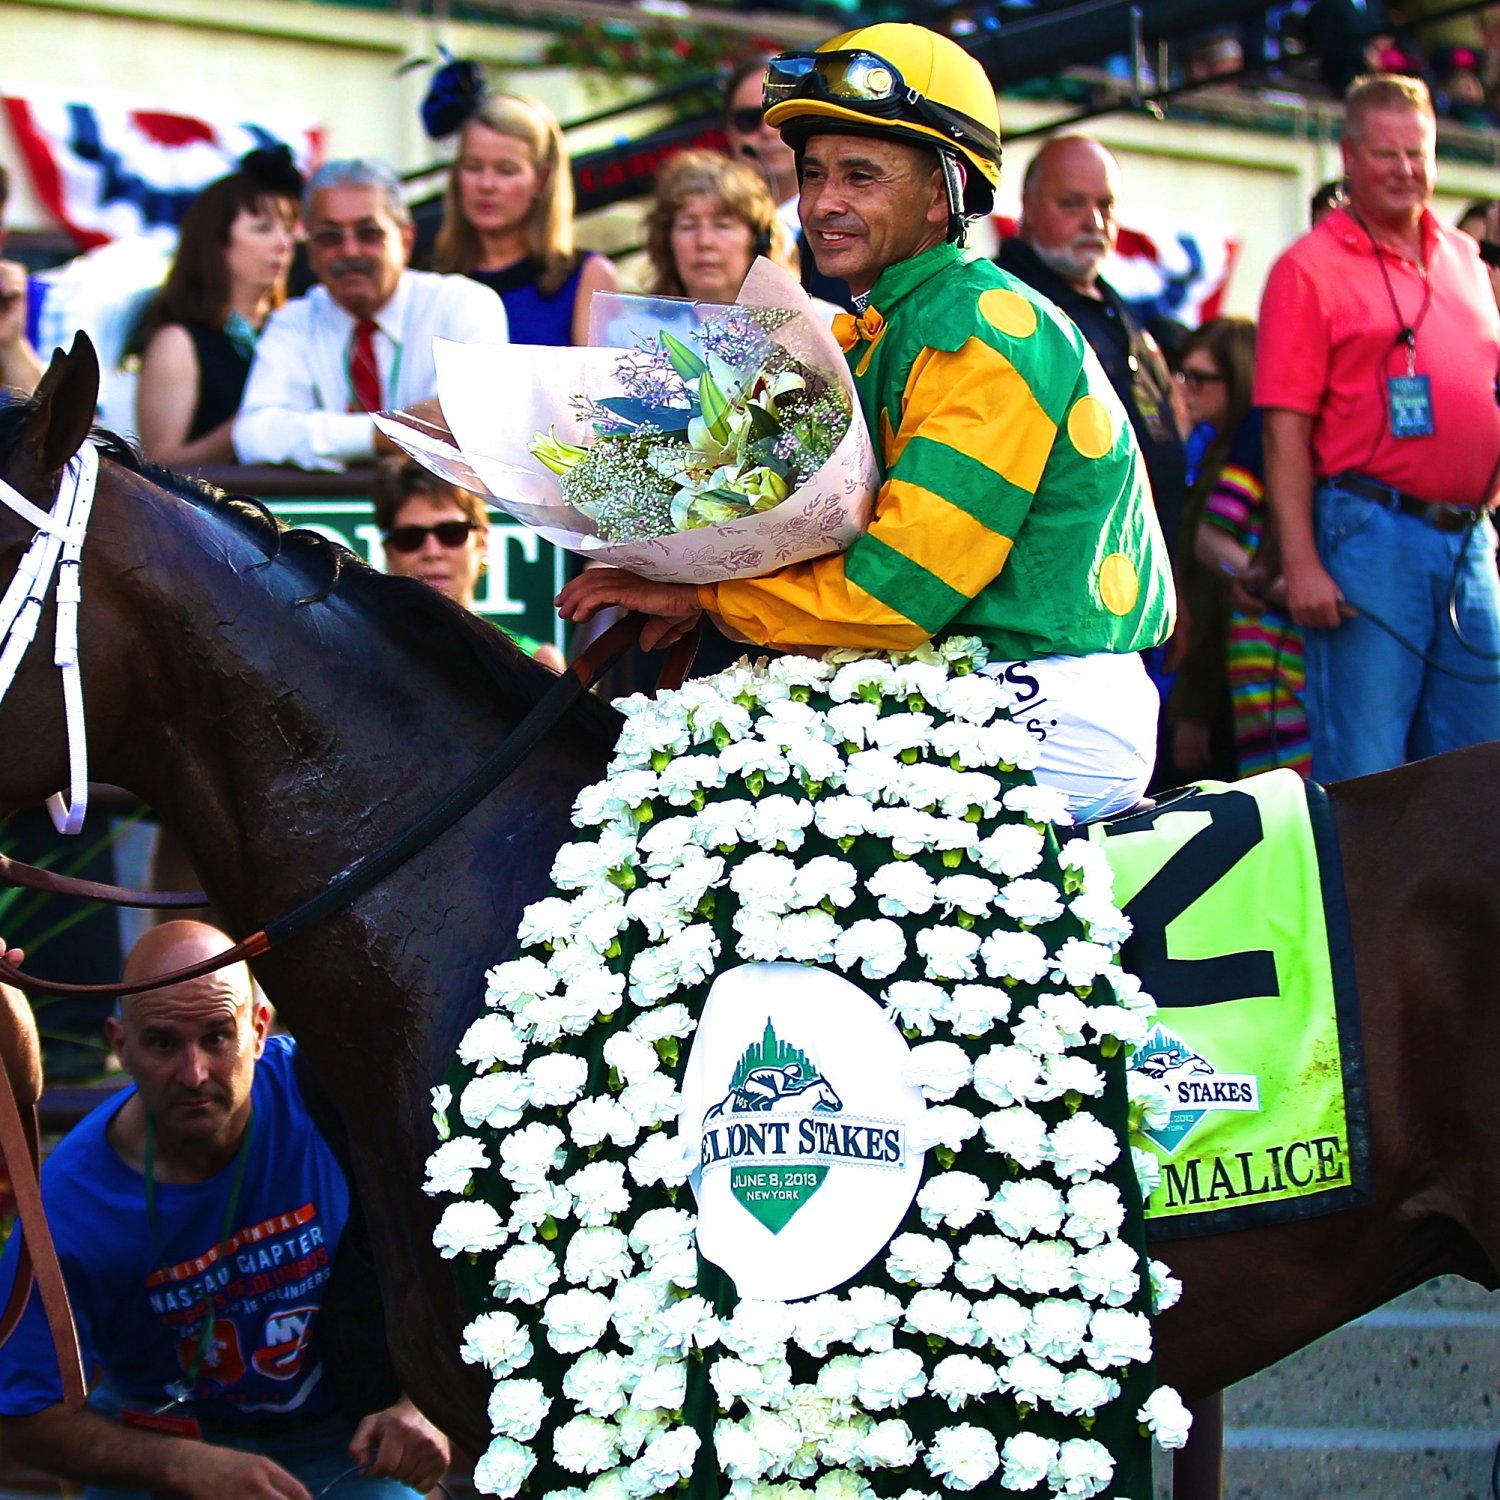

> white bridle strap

[{"left": 0, "top": 443, "right": 99, "bottom": 835}]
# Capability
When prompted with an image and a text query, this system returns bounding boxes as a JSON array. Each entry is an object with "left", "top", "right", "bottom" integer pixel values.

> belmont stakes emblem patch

[
  {"left": 1090, "top": 768, "right": 1371, "bottom": 1241},
  {"left": 679, "top": 961, "right": 926, "bottom": 1302}
]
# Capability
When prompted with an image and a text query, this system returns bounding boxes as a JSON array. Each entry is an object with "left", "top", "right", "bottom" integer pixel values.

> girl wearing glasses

[
  {"left": 1176, "top": 317, "right": 1311, "bottom": 778},
  {"left": 372, "top": 458, "right": 565, "bottom": 670},
  {"left": 134, "top": 148, "right": 301, "bottom": 468},
  {"left": 432, "top": 95, "right": 617, "bottom": 347}
]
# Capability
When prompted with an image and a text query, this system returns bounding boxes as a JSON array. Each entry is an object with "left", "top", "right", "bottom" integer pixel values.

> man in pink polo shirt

[{"left": 1257, "top": 72, "right": 1500, "bottom": 782}]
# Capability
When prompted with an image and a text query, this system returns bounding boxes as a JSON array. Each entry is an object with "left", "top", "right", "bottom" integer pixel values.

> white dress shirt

[{"left": 234, "top": 269, "right": 509, "bottom": 471}]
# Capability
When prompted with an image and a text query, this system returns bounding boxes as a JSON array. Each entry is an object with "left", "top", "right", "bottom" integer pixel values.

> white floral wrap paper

[{"left": 374, "top": 258, "right": 878, "bottom": 584}]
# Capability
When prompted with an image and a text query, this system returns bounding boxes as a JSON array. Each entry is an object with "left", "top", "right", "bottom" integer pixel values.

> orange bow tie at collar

[{"left": 832, "top": 306, "right": 886, "bottom": 354}]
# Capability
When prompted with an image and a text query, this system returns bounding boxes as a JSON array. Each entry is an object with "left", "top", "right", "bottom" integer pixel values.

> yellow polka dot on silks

[
  {"left": 978, "top": 288, "right": 1038, "bottom": 339},
  {"left": 1098, "top": 552, "right": 1140, "bottom": 616},
  {"left": 1067, "top": 395, "right": 1115, "bottom": 459}
]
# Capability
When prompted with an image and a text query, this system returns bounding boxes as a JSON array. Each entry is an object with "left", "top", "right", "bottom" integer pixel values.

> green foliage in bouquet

[{"left": 530, "top": 308, "right": 851, "bottom": 545}]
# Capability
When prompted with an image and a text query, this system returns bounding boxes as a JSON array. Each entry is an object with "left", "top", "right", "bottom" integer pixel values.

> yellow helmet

[{"left": 762, "top": 23, "right": 1002, "bottom": 214}]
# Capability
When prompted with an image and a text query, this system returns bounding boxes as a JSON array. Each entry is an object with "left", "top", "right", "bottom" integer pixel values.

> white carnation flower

[
  {"left": 930, "top": 1353, "right": 1000, "bottom": 1411},
  {"left": 790, "top": 854, "right": 859, "bottom": 910},
  {"left": 867, "top": 861, "right": 937, "bottom": 918},
  {"left": 692, "top": 797, "right": 759, "bottom": 849},
  {"left": 474, "top": 1436, "right": 537, "bottom": 1498},
  {"left": 656, "top": 1295, "right": 721, "bottom": 1354},
  {"left": 486, "top": 955, "right": 556, "bottom": 1010},
  {"left": 905, "top": 1040, "right": 973, "bottom": 1101},
  {"left": 1069, "top": 889, "right": 1132, "bottom": 946},
  {"left": 1010, "top": 1007, "right": 1067, "bottom": 1058},
  {"left": 790, "top": 1296, "right": 857, "bottom": 1358},
  {"left": 990, "top": 1178, "right": 1066, "bottom": 1240},
  {"left": 1049, "top": 1437, "right": 1114, "bottom": 1498},
  {"left": 615, "top": 1405, "right": 669, "bottom": 1461},
  {"left": 624, "top": 1428, "right": 700, "bottom": 1497},
  {"left": 498, "top": 1121, "right": 567, "bottom": 1190},
  {"left": 1063, "top": 1180, "right": 1125, "bottom": 1248},
  {"left": 636, "top": 815, "right": 700, "bottom": 874},
  {"left": 916, "top": 925, "right": 983, "bottom": 982},
  {"left": 911, "top": 1104, "right": 981, "bottom": 1152},
  {"left": 552, "top": 830, "right": 637, "bottom": 891},
  {"left": 719, "top": 739, "right": 791, "bottom": 785},
  {"left": 945, "top": 983, "right": 1012, "bottom": 1037},
  {"left": 1086, "top": 1002, "right": 1151, "bottom": 1050},
  {"left": 925, "top": 1424, "right": 1000, "bottom": 1490},
  {"left": 628, "top": 1002, "right": 693, "bottom": 1042},
  {"left": 954, "top": 1235, "right": 1021, "bottom": 1296},
  {"left": 751, "top": 795, "right": 814, "bottom": 851},
  {"left": 1024, "top": 1298, "right": 1091, "bottom": 1363},
  {"left": 1042, "top": 1053, "right": 1106, "bottom": 1102},
  {"left": 970, "top": 1291, "right": 1031, "bottom": 1355},
  {"left": 1050, "top": 937, "right": 1118, "bottom": 991},
  {"left": 769, "top": 909, "right": 842, "bottom": 963},
  {"left": 832, "top": 918, "right": 907, "bottom": 979},
  {"left": 1083, "top": 1307, "right": 1153, "bottom": 1370},
  {"left": 902, "top": 1288, "right": 976, "bottom": 1344},
  {"left": 1139, "top": 1385, "right": 1194, "bottom": 1449},
  {"left": 1002, "top": 783, "right": 1074, "bottom": 825},
  {"left": 857, "top": 1418, "right": 918, "bottom": 1468},
  {"left": 623, "top": 884, "right": 693, "bottom": 944},
  {"left": 554, "top": 1414, "right": 622, "bottom": 1475},
  {"left": 1053, "top": 1369, "right": 1120, "bottom": 1418},
  {"left": 980, "top": 1105, "right": 1050, "bottom": 1168},
  {"left": 620, "top": 1073, "right": 680, "bottom": 1129},
  {"left": 843, "top": 750, "right": 906, "bottom": 805},
  {"left": 573, "top": 770, "right": 659, "bottom": 828},
  {"left": 508, "top": 1183, "right": 573, "bottom": 1236},
  {"left": 971, "top": 823, "right": 1046, "bottom": 878},
  {"left": 999, "top": 1351, "right": 1064, "bottom": 1407},
  {"left": 712, "top": 1418, "right": 768, "bottom": 1483},
  {"left": 710, "top": 1355, "right": 779, "bottom": 1413},
  {"left": 972, "top": 1046, "right": 1047, "bottom": 1108},
  {"left": 917, "top": 1172, "right": 991, "bottom": 1230},
  {"left": 845, "top": 1286, "right": 905, "bottom": 1351},
  {"left": 855, "top": 1348, "right": 927, "bottom": 1410},
  {"left": 488, "top": 1378, "right": 551, "bottom": 1441},
  {"left": 1071, "top": 1240, "right": 1141, "bottom": 1308},
  {"left": 570, "top": 1096, "right": 633, "bottom": 1150},
  {"left": 566, "top": 1160, "right": 632, "bottom": 1226},
  {"left": 728, "top": 851, "right": 802, "bottom": 915},
  {"left": 423, "top": 1135, "right": 489, "bottom": 1196},
  {"left": 996, "top": 878, "right": 1065, "bottom": 926},
  {"left": 564, "top": 1226, "right": 635, "bottom": 1289},
  {"left": 655, "top": 754, "right": 729, "bottom": 806},
  {"left": 1134, "top": 1145, "right": 1162, "bottom": 1199},
  {"left": 1000, "top": 1431, "right": 1059, "bottom": 1491},
  {"left": 885, "top": 1232, "right": 954, "bottom": 1287},
  {"left": 527, "top": 1052, "right": 590, "bottom": 1109},
  {"left": 1150, "top": 1257, "right": 1183, "bottom": 1313},
  {"left": 434, "top": 1199, "right": 506, "bottom": 1258},
  {"left": 815, "top": 1353, "right": 864, "bottom": 1409},
  {"left": 721, "top": 1300, "right": 795, "bottom": 1365},
  {"left": 1047, "top": 1112, "right": 1121, "bottom": 1182},
  {"left": 459, "top": 1310, "right": 533, "bottom": 1374},
  {"left": 491, "top": 1241, "right": 561, "bottom": 1303},
  {"left": 1058, "top": 835, "right": 1114, "bottom": 889},
  {"left": 563, "top": 1349, "right": 633, "bottom": 1417},
  {"left": 884, "top": 979, "right": 950, "bottom": 1036},
  {"left": 628, "top": 1132, "right": 693, "bottom": 1189},
  {"left": 869, "top": 711, "right": 936, "bottom": 756},
  {"left": 979, "top": 929, "right": 1051, "bottom": 985},
  {"left": 1013, "top": 1238, "right": 1077, "bottom": 1296},
  {"left": 930, "top": 670, "right": 1007, "bottom": 723},
  {"left": 932, "top": 873, "right": 1000, "bottom": 917},
  {"left": 628, "top": 1360, "right": 688, "bottom": 1413},
  {"left": 812, "top": 792, "right": 879, "bottom": 841},
  {"left": 1128, "top": 1070, "right": 1174, "bottom": 1131},
  {"left": 430, "top": 1084, "right": 452, "bottom": 1138},
  {"left": 603, "top": 1031, "right": 661, "bottom": 1086},
  {"left": 457, "top": 1013, "right": 528, "bottom": 1069},
  {"left": 544, "top": 1288, "right": 615, "bottom": 1353}
]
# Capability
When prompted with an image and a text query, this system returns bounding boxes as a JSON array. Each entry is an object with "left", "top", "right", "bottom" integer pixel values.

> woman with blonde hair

[
  {"left": 644, "top": 149, "right": 818, "bottom": 309},
  {"left": 433, "top": 93, "right": 617, "bottom": 346}
]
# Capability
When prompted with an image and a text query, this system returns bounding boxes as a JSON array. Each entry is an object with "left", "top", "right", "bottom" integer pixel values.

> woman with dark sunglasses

[{"left": 372, "top": 458, "right": 564, "bottom": 669}]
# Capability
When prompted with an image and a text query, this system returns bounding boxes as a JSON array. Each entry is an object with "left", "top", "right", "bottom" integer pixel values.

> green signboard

[{"left": 268, "top": 499, "right": 568, "bottom": 654}]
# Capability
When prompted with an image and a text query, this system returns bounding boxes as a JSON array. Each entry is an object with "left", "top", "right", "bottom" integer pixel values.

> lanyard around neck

[
  {"left": 144, "top": 1109, "right": 254, "bottom": 1402},
  {"left": 1350, "top": 209, "right": 1434, "bottom": 367}
]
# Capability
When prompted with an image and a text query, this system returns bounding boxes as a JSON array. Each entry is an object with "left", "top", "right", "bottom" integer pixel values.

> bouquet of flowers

[{"left": 375, "top": 259, "right": 878, "bottom": 584}]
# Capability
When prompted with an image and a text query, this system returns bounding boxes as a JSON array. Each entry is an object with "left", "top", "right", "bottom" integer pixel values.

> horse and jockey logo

[
  {"left": 1131, "top": 1023, "right": 1260, "bottom": 1153},
  {"left": 698, "top": 1018, "right": 902, "bottom": 1234}
]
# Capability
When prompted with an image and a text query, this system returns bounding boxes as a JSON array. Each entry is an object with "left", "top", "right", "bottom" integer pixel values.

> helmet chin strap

[{"left": 939, "top": 149, "right": 970, "bottom": 247}]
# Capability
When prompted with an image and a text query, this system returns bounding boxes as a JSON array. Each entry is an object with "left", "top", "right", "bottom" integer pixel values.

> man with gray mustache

[
  {"left": 997, "top": 136, "right": 1186, "bottom": 557},
  {"left": 235, "top": 158, "right": 508, "bottom": 472}
]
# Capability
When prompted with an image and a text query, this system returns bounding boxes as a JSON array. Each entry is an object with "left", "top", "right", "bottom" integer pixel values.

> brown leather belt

[{"left": 1331, "top": 473, "right": 1488, "bottom": 534}]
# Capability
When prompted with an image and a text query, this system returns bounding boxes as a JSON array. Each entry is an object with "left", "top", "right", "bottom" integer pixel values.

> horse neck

[{"left": 91, "top": 478, "right": 607, "bottom": 1046}]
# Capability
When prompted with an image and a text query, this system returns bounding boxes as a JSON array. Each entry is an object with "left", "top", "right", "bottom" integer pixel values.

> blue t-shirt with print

[{"left": 0, "top": 1035, "right": 350, "bottom": 1421}]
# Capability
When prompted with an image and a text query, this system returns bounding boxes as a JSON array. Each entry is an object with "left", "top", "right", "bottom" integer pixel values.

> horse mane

[{"left": 0, "top": 404, "right": 623, "bottom": 747}]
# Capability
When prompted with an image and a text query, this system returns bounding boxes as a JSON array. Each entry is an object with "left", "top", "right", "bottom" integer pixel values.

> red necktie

[{"left": 349, "top": 319, "right": 382, "bottom": 413}]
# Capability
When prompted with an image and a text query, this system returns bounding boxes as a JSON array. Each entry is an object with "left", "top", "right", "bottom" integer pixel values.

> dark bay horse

[{"left": 0, "top": 342, "right": 1496, "bottom": 1462}]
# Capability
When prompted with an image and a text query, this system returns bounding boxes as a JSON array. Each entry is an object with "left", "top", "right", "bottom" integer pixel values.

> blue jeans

[
  {"left": 83, "top": 1388, "right": 424, "bottom": 1499},
  {"left": 1304, "top": 479, "right": 1500, "bottom": 782}
]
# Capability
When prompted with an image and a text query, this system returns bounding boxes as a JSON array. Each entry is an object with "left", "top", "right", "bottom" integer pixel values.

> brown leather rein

[{"left": 0, "top": 611, "right": 697, "bottom": 998}]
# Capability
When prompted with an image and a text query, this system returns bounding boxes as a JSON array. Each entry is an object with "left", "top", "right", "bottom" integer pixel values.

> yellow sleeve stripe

[
  {"left": 863, "top": 477, "right": 1017, "bottom": 601},
  {"left": 898, "top": 340, "right": 1057, "bottom": 495}
]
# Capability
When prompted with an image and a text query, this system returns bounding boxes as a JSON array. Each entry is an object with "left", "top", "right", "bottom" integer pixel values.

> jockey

[{"left": 558, "top": 22, "right": 1175, "bottom": 821}]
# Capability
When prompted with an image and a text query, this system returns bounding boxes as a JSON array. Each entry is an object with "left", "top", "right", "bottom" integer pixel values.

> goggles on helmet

[{"left": 763, "top": 49, "right": 1001, "bottom": 160}]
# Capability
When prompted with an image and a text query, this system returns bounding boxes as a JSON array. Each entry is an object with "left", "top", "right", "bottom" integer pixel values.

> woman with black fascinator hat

[{"left": 135, "top": 145, "right": 302, "bottom": 467}]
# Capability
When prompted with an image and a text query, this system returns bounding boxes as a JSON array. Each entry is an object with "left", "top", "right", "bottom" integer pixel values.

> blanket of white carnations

[{"left": 425, "top": 639, "right": 1190, "bottom": 1500}]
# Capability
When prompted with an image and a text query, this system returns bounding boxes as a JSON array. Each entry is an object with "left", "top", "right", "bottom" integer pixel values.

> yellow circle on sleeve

[
  {"left": 1098, "top": 552, "right": 1140, "bottom": 616},
  {"left": 1067, "top": 395, "right": 1115, "bottom": 460},
  {"left": 978, "top": 288, "right": 1038, "bottom": 339}
]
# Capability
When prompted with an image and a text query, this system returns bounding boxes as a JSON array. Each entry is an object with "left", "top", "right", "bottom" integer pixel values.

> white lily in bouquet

[{"left": 373, "top": 259, "right": 878, "bottom": 584}]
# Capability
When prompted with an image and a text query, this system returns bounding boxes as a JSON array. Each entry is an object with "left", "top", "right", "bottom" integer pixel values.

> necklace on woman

[{"left": 223, "top": 310, "right": 261, "bottom": 364}]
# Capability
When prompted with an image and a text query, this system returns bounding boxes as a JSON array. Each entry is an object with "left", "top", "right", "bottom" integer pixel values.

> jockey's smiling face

[
  {"left": 305, "top": 183, "right": 415, "bottom": 320},
  {"left": 798, "top": 133, "right": 949, "bottom": 297}
]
